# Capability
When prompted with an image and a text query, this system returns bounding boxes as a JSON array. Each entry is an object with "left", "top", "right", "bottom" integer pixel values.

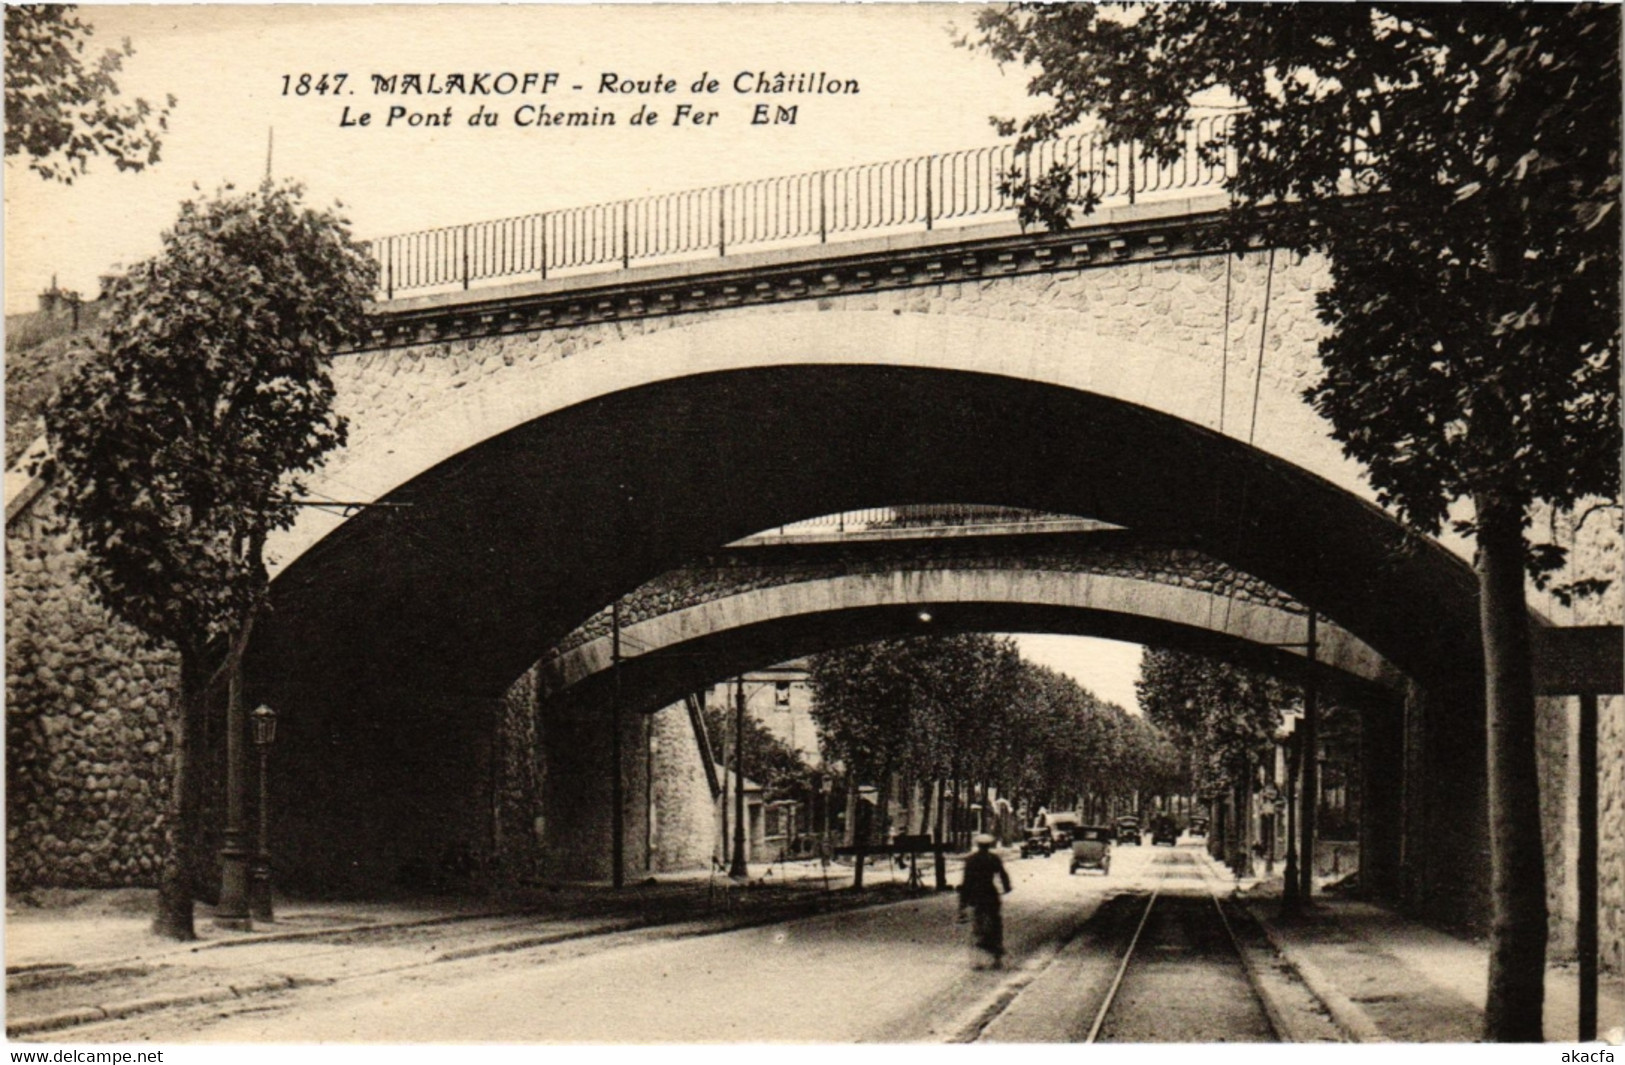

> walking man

[{"left": 958, "top": 833, "right": 1012, "bottom": 969}]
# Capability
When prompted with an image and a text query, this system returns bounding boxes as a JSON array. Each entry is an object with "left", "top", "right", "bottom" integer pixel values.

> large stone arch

[
  {"left": 540, "top": 572, "right": 1403, "bottom": 720},
  {"left": 250, "top": 355, "right": 1478, "bottom": 713},
  {"left": 537, "top": 558, "right": 1404, "bottom": 715},
  {"left": 246, "top": 345, "right": 1487, "bottom": 897},
  {"left": 274, "top": 300, "right": 1371, "bottom": 579}
]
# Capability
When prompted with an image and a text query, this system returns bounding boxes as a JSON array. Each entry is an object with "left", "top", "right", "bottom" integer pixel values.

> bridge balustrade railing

[
  {"left": 735, "top": 504, "right": 1105, "bottom": 542},
  {"left": 370, "top": 114, "right": 1237, "bottom": 300}
]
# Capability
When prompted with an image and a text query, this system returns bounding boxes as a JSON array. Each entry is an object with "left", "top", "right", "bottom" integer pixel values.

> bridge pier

[
  {"left": 1358, "top": 695, "right": 1406, "bottom": 903},
  {"left": 259, "top": 678, "right": 503, "bottom": 898}
]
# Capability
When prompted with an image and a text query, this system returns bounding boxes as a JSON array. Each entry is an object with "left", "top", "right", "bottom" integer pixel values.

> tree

[
  {"left": 1138, "top": 647, "right": 1288, "bottom": 798},
  {"left": 809, "top": 634, "right": 1169, "bottom": 844},
  {"left": 969, "top": 5, "right": 1619, "bottom": 1038},
  {"left": 44, "top": 181, "right": 377, "bottom": 938},
  {"left": 5, "top": 5, "right": 175, "bottom": 182},
  {"left": 1137, "top": 646, "right": 1291, "bottom": 870}
]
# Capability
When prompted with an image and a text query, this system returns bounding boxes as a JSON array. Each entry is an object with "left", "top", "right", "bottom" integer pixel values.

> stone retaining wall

[
  {"left": 1602, "top": 694, "right": 1624, "bottom": 975},
  {"left": 5, "top": 488, "right": 176, "bottom": 889}
]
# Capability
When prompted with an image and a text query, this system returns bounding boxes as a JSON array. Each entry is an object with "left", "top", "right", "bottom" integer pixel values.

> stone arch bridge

[
  {"left": 537, "top": 525, "right": 1403, "bottom": 714},
  {"left": 6, "top": 183, "right": 1618, "bottom": 951}
]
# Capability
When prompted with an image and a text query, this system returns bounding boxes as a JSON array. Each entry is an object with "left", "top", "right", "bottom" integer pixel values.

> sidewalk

[
  {"left": 12, "top": 853, "right": 1621, "bottom": 1043},
  {"left": 1199, "top": 850, "right": 1625, "bottom": 1044},
  {"left": 5, "top": 857, "right": 938, "bottom": 1039}
]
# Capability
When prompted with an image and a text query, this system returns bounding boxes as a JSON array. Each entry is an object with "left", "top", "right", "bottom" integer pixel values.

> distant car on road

[
  {"left": 1045, "top": 811, "right": 1081, "bottom": 849},
  {"left": 1069, "top": 825, "right": 1113, "bottom": 875},
  {"left": 1114, "top": 816, "right": 1142, "bottom": 846},
  {"left": 1189, "top": 816, "right": 1210, "bottom": 838},
  {"left": 1151, "top": 816, "right": 1179, "bottom": 846},
  {"left": 1019, "top": 827, "right": 1054, "bottom": 858}
]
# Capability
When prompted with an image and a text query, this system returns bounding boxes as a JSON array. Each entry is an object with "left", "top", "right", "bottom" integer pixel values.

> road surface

[{"left": 73, "top": 839, "right": 1312, "bottom": 1043}]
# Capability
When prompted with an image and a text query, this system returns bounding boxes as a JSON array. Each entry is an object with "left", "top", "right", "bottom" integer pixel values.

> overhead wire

[
  {"left": 1222, "top": 246, "right": 1277, "bottom": 636},
  {"left": 1206, "top": 251, "right": 1237, "bottom": 635}
]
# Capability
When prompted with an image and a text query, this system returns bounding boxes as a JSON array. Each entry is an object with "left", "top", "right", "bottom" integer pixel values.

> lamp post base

[
  {"left": 250, "top": 862, "right": 273, "bottom": 922},
  {"left": 214, "top": 843, "right": 254, "bottom": 931}
]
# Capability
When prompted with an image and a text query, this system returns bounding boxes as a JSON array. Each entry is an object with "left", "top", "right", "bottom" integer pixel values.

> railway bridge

[{"left": 5, "top": 129, "right": 1618, "bottom": 957}]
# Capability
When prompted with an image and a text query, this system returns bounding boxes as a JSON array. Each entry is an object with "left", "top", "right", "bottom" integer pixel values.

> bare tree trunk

[
  {"left": 847, "top": 766, "right": 865, "bottom": 890},
  {"left": 930, "top": 779, "right": 948, "bottom": 890},
  {"left": 879, "top": 762, "right": 894, "bottom": 860},
  {"left": 1476, "top": 492, "right": 1547, "bottom": 1041},
  {"left": 154, "top": 649, "right": 204, "bottom": 940}
]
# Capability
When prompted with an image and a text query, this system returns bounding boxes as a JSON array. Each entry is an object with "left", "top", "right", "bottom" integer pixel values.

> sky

[
  {"left": 6, "top": 3, "right": 1043, "bottom": 308},
  {"left": 4, "top": 2, "right": 1144, "bottom": 711},
  {"left": 1004, "top": 632, "right": 1145, "bottom": 713}
]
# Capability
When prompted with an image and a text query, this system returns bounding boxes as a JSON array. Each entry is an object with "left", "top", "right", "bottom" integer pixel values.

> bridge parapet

[
  {"left": 546, "top": 533, "right": 1313, "bottom": 661},
  {"left": 730, "top": 504, "right": 1117, "bottom": 545},
  {"left": 370, "top": 115, "right": 1237, "bottom": 301}
]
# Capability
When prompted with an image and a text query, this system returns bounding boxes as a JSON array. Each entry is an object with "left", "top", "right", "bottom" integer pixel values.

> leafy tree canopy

[
  {"left": 45, "top": 180, "right": 377, "bottom": 661},
  {"left": 702, "top": 695, "right": 816, "bottom": 802},
  {"left": 808, "top": 634, "right": 1177, "bottom": 810},
  {"left": 971, "top": 3, "right": 1620, "bottom": 584},
  {"left": 5, "top": 5, "right": 175, "bottom": 182},
  {"left": 1137, "top": 646, "right": 1293, "bottom": 797}
]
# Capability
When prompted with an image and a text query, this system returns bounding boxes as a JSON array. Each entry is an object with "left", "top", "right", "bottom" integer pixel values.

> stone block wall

[
  {"left": 268, "top": 685, "right": 501, "bottom": 897},
  {"left": 492, "top": 667, "right": 544, "bottom": 887},
  {"left": 1538, "top": 693, "right": 1576, "bottom": 958},
  {"left": 534, "top": 692, "right": 651, "bottom": 883},
  {"left": 5, "top": 487, "right": 177, "bottom": 889},
  {"left": 1538, "top": 691, "right": 1625, "bottom": 974},
  {"left": 491, "top": 680, "right": 719, "bottom": 883},
  {"left": 648, "top": 701, "right": 720, "bottom": 873},
  {"left": 1602, "top": 694, "right": 1624, "bottom": 975}
]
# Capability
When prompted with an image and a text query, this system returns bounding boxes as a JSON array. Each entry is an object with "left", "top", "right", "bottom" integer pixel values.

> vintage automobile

[
  {"left": 1189, "top": 816, "right": 1210, "bottom": 838},
  {"left": 1045, "top": 811, "right": 1081, "bottom": 849},
  {"left": 1114, "top": 816, "right": 1142, "bottom": 845},
  {"left": 1019, "top": 827, "right": 1054, "bottom": 858},
  {"left": 1151, "top": 815, "right": 1180, "bottom": 846},
  {"left": 1069, "top": 825, "right": 1113, "bottom": 875}
]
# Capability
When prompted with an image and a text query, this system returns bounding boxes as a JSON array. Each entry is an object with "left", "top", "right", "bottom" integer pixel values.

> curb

[
  {"left": 1190, "top": 847, "right": 1384, "bottom": 1044},
  {"left": 1189, "top": 849, "right": 1306, "bottom": 1043},
  {"left": 945, "top": 921, "right": 1086, "bottom": 1044},
  {"left": 191, "top": 907, "right": 529, "bottom": 952},
  {"left": 6, "top": 886, "right": 914, "bottom": 1038},
  {"left": 432, "top": 916, "right": 647, "bottom": 962},
  {"left": 4, "top": 906, "right": 536, "bottom": 995},
  {"left": 7, "top": 975, "right": 332, "bottom": 1040},
  {"left": 1237, "top": 899, "right": 1387, "bottom": 1043}
]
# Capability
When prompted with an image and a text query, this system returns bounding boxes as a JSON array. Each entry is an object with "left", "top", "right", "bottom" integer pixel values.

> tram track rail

[
  {"left": 969, "top": 846, "right": 1298, "bottom": 1044},
  {"left": 1083, "top": 849, "right": 1283, "bottom": 1042}
]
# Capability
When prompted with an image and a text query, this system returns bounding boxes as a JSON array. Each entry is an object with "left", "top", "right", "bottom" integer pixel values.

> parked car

[
  {"left": 1045, "top": 811, "right": 1081, "bottom": 849},
  {"left": 1019, "top": 827, "right": 1054, "bottom": 858},
  {"left": 1069, "top": 825, "right": 1113, "bottom": 875},
  {"left": 1114, "top": 816, "right": 1142, "bottom": 845},
  {"left": 1189, "top": 816, "right": 1210, "bottom": 838},
  {"left": 1151, "top": 815, "right": 1180, "bottom": 846}
]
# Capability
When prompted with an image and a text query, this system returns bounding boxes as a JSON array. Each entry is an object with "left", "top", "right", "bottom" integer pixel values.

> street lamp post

[
  {"left": 214, "top": 669, "right": 253, "bottom": 931},
  {"left": 730, "top": 676, "right": 748, "bottom": 878},
  {"left": 249, "top": 704, "right": 278, "bottom": 921},
  {"left": 1282, "top": 725, "right": 1301, "bottom": 916},
  {"left": 1299, "top": 611, "right": 1319, "bottom": 903}
]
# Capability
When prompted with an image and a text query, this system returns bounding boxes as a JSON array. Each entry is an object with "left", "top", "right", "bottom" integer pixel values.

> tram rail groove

[
  {"left": 1084, "top": 850, "right": 1286, "bottom": 1043},
  {"left": 1085, "top": 883, "right": 1164, "bottom": 1042},
  {"left": 1194, "top": 857, "right": 1291, "bottom": 1042}
]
